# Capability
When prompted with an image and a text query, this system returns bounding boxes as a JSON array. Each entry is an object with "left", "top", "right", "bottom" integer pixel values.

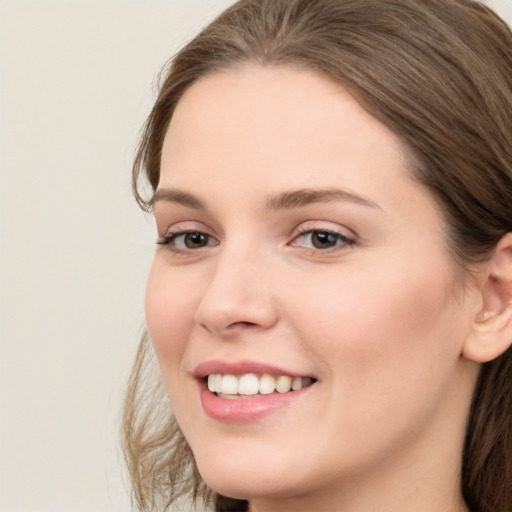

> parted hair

[{"left": 123, "top": 1, "right": 512, "bottom": 511}]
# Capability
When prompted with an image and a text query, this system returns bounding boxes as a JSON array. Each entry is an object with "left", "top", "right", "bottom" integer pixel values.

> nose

[{"left": 193, "top": 248, "right": 279, "bottom": 337}]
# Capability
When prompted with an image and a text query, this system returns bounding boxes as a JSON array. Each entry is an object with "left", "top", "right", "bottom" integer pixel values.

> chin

[{"left": 194, "top": 449, "right": 304, "bottom": 501}]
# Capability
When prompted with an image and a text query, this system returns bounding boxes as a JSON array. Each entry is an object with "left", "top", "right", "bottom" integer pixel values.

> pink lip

[
  {"left": 198, "top": 383, "right": 312, "bottom": 423},
  {"left": 193, "top": 360, "right": 316, "bottom": 423}
]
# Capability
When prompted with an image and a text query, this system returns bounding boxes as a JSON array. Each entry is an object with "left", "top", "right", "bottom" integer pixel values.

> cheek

[
  {"left": 287, "top": 257, "right": 463, "bottom": 409},
  {"left": 145, "top": 261, "right": 198, "bottom": 384},
  {"left": 275, "top": 260, "right": 468, "bottom": 472}
]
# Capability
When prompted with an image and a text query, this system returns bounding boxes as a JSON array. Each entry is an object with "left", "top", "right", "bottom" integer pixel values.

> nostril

[
  {"left": 224, "top": 321, "right": 264, "bottom": 334},
  {"left": 232, "top": 321, "right": 258, "bottom": 328},
  {"left": 196, "top": 319, "right": 256, "bottom": 334}
]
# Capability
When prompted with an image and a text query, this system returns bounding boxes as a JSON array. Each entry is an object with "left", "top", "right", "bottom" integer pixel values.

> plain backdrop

[{"left": 0, "top": 1, "right": 511, "bottom": 511}]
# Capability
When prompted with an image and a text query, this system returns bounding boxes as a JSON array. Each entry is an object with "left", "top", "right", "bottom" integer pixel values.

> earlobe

[{"left": 462, "top": 233, "right": 512, "bottom": 363}]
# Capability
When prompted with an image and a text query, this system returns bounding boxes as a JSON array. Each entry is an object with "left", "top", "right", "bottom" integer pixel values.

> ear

[{"left": 462, "top": 233, "right": 512, "bottom": 363}]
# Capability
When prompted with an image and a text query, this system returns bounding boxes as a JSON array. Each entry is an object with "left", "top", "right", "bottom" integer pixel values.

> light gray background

[{"left": 1, "top": 1, "right": 511, "bottom": 511}]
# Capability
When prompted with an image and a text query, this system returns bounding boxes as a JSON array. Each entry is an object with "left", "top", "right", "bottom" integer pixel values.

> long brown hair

[{"left": 123, "top": 1, "right": 512, "bottom": 511}]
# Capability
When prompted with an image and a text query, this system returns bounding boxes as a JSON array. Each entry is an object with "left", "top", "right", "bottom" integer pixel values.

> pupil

[
  {"left": 312, "top": 232, "right": 337, "bottom": 249},
  {"left": 185, "top": 232, "right": 207, "bottom": 248}
]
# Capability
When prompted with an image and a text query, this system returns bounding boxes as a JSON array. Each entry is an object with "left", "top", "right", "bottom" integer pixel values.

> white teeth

[
  {"left": 221, "top": 375, "right": 239, "bottom": 395},
  {"left": 291, "top": 376, "right": 303, "bottom": 391},
  {"left": 275, "top": 375, "right": 292, "bottom": 393},
  {"left": 206, "top": 373, "right": 314, "bottom": 396},
  {"left": 259, "top": 374, "right": 275, "bottom": 395},
  {"left": 219, "top": 393, "right": 240, "bottom": 400},
  {"left": 238, "top": 373, "right": 259, "bottom": 395},
  {"left": 207, "top": 374, "right": 216, "bottom": 392},
  {"left": 214, "top": 374, "right": 223, "bottom": 392}
]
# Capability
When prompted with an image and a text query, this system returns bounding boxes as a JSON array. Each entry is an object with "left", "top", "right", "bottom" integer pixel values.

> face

[{"left": 146, "top": 66, "right": 480, "bottom": 507}]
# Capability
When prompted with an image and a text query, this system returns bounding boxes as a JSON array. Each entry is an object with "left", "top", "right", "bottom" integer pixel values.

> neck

[{"left": 249, "top": 451, "right": 469, "bottom": 512}]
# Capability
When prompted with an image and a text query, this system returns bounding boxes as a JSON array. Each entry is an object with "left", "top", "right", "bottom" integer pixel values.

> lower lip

[{"left": 199, "top": 383, "right": 311, "bottom": 423}]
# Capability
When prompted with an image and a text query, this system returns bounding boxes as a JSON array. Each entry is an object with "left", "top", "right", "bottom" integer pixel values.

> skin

[{"left": 145, "top": 66, "right": 485, "bottom": 512}]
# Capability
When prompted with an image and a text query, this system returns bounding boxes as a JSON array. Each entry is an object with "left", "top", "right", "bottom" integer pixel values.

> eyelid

[
  {"left": 156, "top": 219, "right": 216, "bottom": 239},
  {"left": 293, "top": 219, "right": 356, "bottom": 238}
]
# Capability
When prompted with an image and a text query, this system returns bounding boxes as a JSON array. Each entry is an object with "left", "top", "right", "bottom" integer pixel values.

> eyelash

[
  {"left": 157, "top": 230, "right": 218, "bottom": 254},
  {"left": 156, "top": 227, "right": 355, "bottom": 255},
  {"left": 292, "top": 227, "right": 355, "bottom": 253}
]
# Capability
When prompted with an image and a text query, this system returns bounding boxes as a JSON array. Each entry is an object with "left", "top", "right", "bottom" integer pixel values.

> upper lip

[{"left": 193, "top": 360, "right": 316, "bottom": 379}]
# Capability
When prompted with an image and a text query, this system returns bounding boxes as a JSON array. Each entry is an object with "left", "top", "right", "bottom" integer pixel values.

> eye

[
  {"left": 157, "top": 230, "right": 219, "bottom": 252},
  {"left": 291, "top": 229, "right": 354, "bottom": 251}
]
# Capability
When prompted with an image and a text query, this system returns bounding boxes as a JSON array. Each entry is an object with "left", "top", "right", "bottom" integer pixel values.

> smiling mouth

[{"left": 206, "top": 373, "right": 316, "bottom": 399}]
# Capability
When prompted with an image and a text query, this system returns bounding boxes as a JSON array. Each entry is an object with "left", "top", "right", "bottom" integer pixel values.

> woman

[{"left": 122, "top": 1, "right": 512, "bottom": 511}]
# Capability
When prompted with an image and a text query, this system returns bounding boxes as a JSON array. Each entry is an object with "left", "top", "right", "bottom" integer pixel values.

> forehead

[{"left": 161, "top": 65, "right": 410, "bottom": 193}]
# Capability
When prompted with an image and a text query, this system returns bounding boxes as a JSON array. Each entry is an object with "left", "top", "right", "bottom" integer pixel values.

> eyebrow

[
  {"left": 150, "top": 189, "right": 205, "bottom": 210},
  {"left": 150, "top": 187, "right": 380, "bottom": 211},
  {"left": 266, "top": 188, "right": 381, "bottom": 210}
]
